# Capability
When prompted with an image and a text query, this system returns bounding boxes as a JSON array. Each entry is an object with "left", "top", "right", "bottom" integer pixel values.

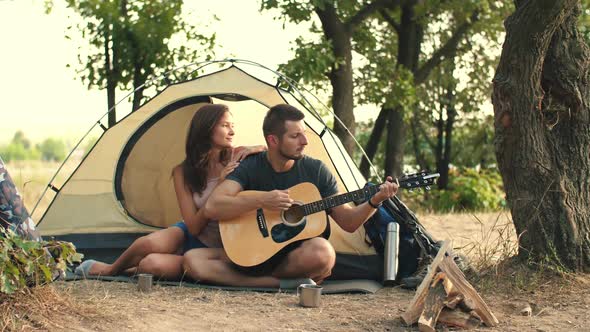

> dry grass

[{"left": 0, "top": 285, "right": 99, "bottom": 331}]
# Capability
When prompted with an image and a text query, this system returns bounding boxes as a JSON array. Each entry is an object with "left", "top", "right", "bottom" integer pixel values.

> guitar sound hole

[{"left": 283, "top": 204, "right": 305, "bottom": 226}]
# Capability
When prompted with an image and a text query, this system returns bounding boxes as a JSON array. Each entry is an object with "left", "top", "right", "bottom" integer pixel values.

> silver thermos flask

[{"left": 383, "top": 222, "right": 399, "bottom": 285}]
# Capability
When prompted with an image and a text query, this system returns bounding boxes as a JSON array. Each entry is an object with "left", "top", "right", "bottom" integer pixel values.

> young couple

[{"left": 76, "top": 103, "right": 398, "bottom": 288}]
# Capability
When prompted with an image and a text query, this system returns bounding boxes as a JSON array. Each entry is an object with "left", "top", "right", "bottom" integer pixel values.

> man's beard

[{"left": 278, "top": 145, "right": 304, "bottom": 160}]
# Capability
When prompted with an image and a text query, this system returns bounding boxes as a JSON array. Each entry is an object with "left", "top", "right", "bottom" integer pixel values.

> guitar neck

[{"left": 301, "top": 184, "right": 381, "bottom": 216}]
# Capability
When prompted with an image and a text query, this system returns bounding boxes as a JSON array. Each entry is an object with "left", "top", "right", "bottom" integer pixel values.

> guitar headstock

[{"left": 398, "top": 171, "right": 440, "bottom": 190}]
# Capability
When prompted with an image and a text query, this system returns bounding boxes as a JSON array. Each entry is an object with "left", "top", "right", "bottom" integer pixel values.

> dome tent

[{"left": 35, "top": 60, "right": 429, "bottom": 281}]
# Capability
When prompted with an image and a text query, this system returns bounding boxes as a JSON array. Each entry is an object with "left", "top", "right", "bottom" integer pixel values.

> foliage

[
  {"left": 405, "top": 167, "right": 506, "bottom": 212},
  {"left": 0, "top": 228, "right": 82, "bottom": 294},
  {"left": 50, "top": 0, "right": 216, "bottom": 117},
  {"left": 579, "top": 0, "right": 590, "bottom": 43},
  {"left": 37, "top": 138, "right": 67, "bottom": 162},
  {"left": 0, "top": 132, "right": 67, "bottom": 162}
]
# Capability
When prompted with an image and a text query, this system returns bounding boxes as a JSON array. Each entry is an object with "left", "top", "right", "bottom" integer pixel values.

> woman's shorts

[{"left": 172, "top": 221, "right": 209, "bottom": 254}]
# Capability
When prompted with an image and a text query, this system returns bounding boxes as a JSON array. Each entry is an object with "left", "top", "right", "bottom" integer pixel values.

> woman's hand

[
  {"left": 220, "top": 161, "right": 240, "bottom": 181},
  {"left": 232, "top": 145, "right": 267, "bottom": 162}
]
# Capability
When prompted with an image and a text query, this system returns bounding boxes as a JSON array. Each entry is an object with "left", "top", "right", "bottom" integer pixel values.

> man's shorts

[
  {"left": 171, "top": 221, "right": 209, "bottom": 254},
  {"left": 235, "top": 240, "right": 303, "bottom": 276}
]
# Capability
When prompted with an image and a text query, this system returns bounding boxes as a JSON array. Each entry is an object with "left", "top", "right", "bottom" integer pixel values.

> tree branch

[
  {"left": 414, "top": 11, "right": 479, "bottom": 84},
  {"left": 345, "top": 0, "right": 399, "bottom": 31},
  {"left": 379, "top": 9, "right": 400, "bottom": 35}
]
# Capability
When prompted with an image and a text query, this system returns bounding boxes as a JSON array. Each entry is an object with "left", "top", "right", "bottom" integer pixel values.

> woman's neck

[{"left": 207, "top": 147, "right": 223, "bottom": 171}]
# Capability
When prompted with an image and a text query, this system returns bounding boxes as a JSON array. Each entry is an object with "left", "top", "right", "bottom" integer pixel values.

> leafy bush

[
  {"left": 406, "top": 168, "right": 506, "bottom": 212},
  {"left": 37, "top": 138, "right": 66, "bottom": 162},
  {"left": 0, "top": 228, "right": 82, "bottom": 294}
]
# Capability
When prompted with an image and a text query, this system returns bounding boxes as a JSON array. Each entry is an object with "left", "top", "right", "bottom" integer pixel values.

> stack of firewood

[{"left": 401, "top": 242, "right": 499, "bottom": 331}]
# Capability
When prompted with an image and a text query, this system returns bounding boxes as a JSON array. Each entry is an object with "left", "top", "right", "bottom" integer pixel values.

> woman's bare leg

[
  {"left": 87, "top": 227, "right": 185, "bottom": 276},
  {"left": 183, "top": 248, "right": 279, "bottom": 287}
]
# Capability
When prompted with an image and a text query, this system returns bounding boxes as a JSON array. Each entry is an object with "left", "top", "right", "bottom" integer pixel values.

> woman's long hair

[{"left": 181, "top": 104, "right": 231, "bottom": 195}]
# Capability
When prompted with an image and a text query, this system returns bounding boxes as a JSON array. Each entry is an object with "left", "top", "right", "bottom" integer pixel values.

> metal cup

[
  {"left": 297, "top": 284, "right": 322, "bottom": 308},
  {"left": 137, "top": 273, "right": 153, "bottom": 292}
]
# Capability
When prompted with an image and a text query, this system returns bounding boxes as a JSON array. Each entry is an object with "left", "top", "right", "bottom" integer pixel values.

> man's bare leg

[
  {"left": 183, "top": 248, "right": 280, "bottom": 287},
  {"left": 271, "top": 237, "right": 336, "bottom": 283},
  {"left": 136, "top": 253, "right": 185, "bottom": 280}
]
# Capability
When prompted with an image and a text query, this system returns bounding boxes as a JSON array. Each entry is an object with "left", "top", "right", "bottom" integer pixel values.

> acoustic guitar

[{"left": 219, "top": 172, "right": 439, "bottom": 267}]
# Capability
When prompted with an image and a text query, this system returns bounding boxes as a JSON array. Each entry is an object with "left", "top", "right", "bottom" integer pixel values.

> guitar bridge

[{"left": 256, "top": 208, "right": 269, "bottom": 238}]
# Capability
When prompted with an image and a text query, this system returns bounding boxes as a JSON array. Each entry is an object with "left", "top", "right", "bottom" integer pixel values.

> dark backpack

[{"left": 362, "top": 184, "right": 439, "bottom": 280}]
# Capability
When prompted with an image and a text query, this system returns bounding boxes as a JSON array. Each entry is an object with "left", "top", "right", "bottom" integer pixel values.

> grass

[
  {"left": 5, "top": 159, "right": 79, "bottom": 222},
  {"left": 0, "top": 285, "right": 96, "bottom": 331}
]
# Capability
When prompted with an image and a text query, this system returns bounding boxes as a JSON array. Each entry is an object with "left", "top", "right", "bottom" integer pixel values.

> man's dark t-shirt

[{"left": 226, "top": 151, "right": 338, "bottom": 199}]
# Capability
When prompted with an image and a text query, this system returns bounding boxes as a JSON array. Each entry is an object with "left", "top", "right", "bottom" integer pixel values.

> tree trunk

[
  {"left": 439, "top": 87, "right": 456, "bottom": 189},
  {"left": 411, "top": 111, "right": 430, "bottom": 172},
  {"left": 315, "top": 6, "right": 356, "bottom": 155},
  {"left": 360, "top": 107, "right": 388, "bottom": 178},
  {"left": 132, "top": 58, "right": 144, "bottom": 112},
  {"left": 383, "top": 2, "right": 423, "bottom": 178},
  {"left": 492, "top": 0, "right": 590, "bottom": 270},
  {"left": 104, "top": 25, "right": 116, "bottom": 128},
  {"left": 385, "top": 107, "right": 404, "bottom": 178}
]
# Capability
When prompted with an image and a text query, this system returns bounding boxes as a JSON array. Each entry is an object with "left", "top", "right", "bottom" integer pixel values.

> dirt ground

[{"left": 25, "top": 213, "right": 590, "bottom": 331}]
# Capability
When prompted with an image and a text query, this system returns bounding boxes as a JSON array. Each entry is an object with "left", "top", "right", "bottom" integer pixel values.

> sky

[{"left": 0, "top": 0, "right": 323, "bottom": 144}]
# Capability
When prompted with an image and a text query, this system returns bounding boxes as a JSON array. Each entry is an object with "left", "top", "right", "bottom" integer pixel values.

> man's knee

[
  {"left": 301, "top": 238, "right": 336, "bottom": 271},
  {"left": 182, "top": 250, "right": 204, "bottom": 280},
  {"left": 138, "top": 254, "right": 166, "bottom": 275}
]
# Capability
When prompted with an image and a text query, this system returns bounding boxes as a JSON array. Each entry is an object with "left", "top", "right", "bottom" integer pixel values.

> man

[{"left": 182, "top": 104, "right": 398, "bottom": 288}]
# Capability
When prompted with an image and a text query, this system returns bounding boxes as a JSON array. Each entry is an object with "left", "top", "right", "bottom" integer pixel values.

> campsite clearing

[{"left": 12, "top": 212, "right": 590, "bottom": 332}]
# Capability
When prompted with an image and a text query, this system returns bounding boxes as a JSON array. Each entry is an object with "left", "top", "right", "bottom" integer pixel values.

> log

[
  {"left": 401, "top": 241, "right": 452, "bottom": 325},
  {"left": 438, "top": 255, "right": 499, "bottom": 326},
  {"left": 418, "top": 274, "right": 448, "bottom": 332},
  {"left": 437, "top": 308, "right": 481, "bottom": 329}
]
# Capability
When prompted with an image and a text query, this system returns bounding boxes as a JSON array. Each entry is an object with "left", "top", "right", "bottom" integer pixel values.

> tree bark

[
  {"left": 382, "top": 2, "right": 422, "bottom": 178},
  {"left": 360, "top": 107, "right": 388, "bottom": 178},
  {"left": 315, "top": 5, "right": 356, "bottom": 155},
  {"left": 105, "top": 24, "right": 116, "bottom": 128},
  {"left": 316, "top": 1, "right": 393, "bottom": 155},
  {"left": 439, "top": 87, "right": 456, "bottom": 189},
  {"left": 492, "top": 0, "right": 590, "bottom": 270},
  {"left": 385, "top": 107, "right": 405, "bottom": 177}
]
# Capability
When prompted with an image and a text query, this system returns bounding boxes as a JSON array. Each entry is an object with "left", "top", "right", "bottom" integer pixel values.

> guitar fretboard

[{"left": 300, "top": 184, "right": 381, "bottom": 216}]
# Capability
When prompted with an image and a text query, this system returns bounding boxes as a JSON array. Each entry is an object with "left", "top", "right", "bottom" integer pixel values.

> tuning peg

[{"left": 425, "top": 186, "right": 431, "bottom": 191}]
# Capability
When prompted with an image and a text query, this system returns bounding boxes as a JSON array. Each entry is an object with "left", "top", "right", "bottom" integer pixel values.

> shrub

[
  {"left": 0, "top": 228, "right": 82, "bottom": 294},
  {"left": 37, "top": 138, "right": 66, "bottom": 162},
  {"left": 406, "top": 168, "right": 506, "bottom": 212}
]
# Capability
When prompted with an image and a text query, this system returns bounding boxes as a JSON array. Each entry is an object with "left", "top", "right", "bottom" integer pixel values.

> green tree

[
  {"left": 0, "top": 132, "right": 40, "bottom": 162},
  {"left": 357, "top": 1, "right": 510, "bottom": 179},
  {"left": 261, "top": 0, "right": 395, "bottom": 155},
  {"left": 492, "top": 0, "right": 590, "bottom": 270},
  {"left": 37, "top": 138, "right": 66, "bottom": 162},
  {"left": 265, "top": 1, "right": 509, "bottom": 181},
  {"left": 54, "top": 0, "right": 216, "bottom": 127}
]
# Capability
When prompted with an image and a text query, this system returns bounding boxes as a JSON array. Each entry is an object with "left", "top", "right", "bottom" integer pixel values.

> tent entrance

[{"left": 116, "top": 97, "right": 270, "bottom": 228}]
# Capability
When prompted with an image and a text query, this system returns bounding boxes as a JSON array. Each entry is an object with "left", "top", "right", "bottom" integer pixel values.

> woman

[{"left": 75, "top": 104, "right": 265, "bottom": 279}]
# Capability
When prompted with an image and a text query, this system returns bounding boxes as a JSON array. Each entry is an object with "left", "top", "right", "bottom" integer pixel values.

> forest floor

[{"left": 4, "top": 212, "right": 590, "bottom": 331}]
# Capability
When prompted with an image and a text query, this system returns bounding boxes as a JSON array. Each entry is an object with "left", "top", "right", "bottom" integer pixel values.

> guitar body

[{"left": 219, "top": 182, "right": 328, "bottom": 268}]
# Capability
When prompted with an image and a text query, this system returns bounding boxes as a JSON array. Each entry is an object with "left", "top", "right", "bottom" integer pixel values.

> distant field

[{"left": 5, "top": 159, "right": 80, "bottom": 222}]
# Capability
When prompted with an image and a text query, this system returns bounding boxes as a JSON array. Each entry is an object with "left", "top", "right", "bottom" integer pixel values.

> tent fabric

[{"left": 36, "top": 63, "right": 382, "bottom": 280}]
